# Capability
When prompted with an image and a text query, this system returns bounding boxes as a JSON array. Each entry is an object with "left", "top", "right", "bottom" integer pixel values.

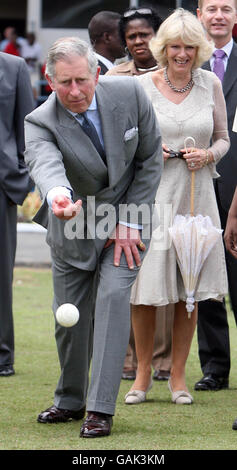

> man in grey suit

[
  {"left": 24, "top": 37, "right": 163, "bottom": 437},
  {"left": 0, "top": 52, "right": 34, "bottom": 377},
  {"left": 195, "top": 0, "right": 237, "bottom": 392}
]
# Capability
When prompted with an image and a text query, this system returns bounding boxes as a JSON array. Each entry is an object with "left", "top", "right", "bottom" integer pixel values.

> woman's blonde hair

[{"left": 149, "top": 8, "right": 214, "bottom": 68}]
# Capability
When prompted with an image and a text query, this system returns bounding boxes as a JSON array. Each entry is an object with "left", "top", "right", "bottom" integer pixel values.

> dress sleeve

[{"left": 208, "top": 75, "right": 230, "bottom": 164}]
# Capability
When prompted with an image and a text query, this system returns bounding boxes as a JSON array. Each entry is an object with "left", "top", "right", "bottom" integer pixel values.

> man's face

[
  {"left": 197, "top": 0, "right": 237, "bottom": 45},
  {"left": 46, "top": 55, "right": 100, "bottom": 113}
]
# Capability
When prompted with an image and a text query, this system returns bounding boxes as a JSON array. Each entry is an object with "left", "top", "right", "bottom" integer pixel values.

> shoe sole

[
  {"left": 195, "top": 385, "right": 229, "bottom": 391},
  {"left": 37, "top": 410, "right": 85, "bottom": 423},
  {"left": 37, "top": 417, "right": 80, "bottom": 423},
  {"left": 80, "top": 431, "right": 111, "bottom": 438}
]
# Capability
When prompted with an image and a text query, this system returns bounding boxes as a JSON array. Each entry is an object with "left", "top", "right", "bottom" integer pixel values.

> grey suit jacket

[
  {"left": 202, "top": 42, "right": 237, "bottom": 211},
  {"left": 25, "top": 75, "right": 163, "bottom": 269},
  {"left": 0, "top": 52, "right": 34, "bottom": 204}
]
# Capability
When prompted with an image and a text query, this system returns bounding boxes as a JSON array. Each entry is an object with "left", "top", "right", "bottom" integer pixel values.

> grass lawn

[{"left": 0, "top": 267, "right": 237, "bottom": 453}]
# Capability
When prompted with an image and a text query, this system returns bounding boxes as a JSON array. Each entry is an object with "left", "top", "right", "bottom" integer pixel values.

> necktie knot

[{"left": 213, "top": 49, "right": 226, "bottom": 60}]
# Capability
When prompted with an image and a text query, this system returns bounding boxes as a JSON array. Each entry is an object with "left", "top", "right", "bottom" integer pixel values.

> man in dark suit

[
  {"left": 88, "top": 11, "right": 125, "bottom": 74},
  {"left": 24, "top": 37, "right": 163, "bottom": 437},
  {"left": 196, "top": 0, "right": 237, "bottom": 391},
  {"left": 225, "top": 187, "right": 237, "bottom": 429},
  {"left": 0, "top": 52, "right": 34, "bottom": 376}
]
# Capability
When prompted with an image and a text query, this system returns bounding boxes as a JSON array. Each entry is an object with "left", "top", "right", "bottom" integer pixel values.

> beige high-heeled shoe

[
  {"left": 124, "top": 378, "right": 153, "bottom": 405},
  {"left": 168, "top": 379, "right": 193, "bottom": 405}
]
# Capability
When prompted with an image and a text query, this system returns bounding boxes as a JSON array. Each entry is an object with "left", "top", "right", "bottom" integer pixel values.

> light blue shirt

[
  {"left": 47, "top": 94, "right": 141, "bottom": 229},
  {"left": 210, "top": 38, "right": 233, "bottom": 72},
  {"left": 69, "top": 93, "right": 104, "bottom": 148},
  {"left": 47, "top": 93, "right": 103, "bottom": 207}
]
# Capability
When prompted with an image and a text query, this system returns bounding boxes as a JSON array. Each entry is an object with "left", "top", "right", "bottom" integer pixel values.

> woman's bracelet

[{"left": 203, "top": 150, "right": 210, "bottom": 166}]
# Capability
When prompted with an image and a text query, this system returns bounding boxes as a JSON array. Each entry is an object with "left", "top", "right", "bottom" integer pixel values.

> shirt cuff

[
  {"left": 47, "top": 186, "right": 72, "bottom": 209},
  {"left": 119, "top": 221, "right": 143, "bottom": 230}
]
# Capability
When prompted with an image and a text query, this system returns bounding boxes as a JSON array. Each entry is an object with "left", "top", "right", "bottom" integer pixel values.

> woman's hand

[
  {"left": 163, "top": 143, "right": 170, "bottom": 161},
  {"left": 181, "top": 147, "right": 211, "bottom": 171}
]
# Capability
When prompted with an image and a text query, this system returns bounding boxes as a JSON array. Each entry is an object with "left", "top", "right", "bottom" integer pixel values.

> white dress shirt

[{"left": 95, "top": 53, "right": 115, "bottom": 71}]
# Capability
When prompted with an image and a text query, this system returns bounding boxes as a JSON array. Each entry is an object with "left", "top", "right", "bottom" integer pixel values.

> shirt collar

[
  {"left": 66, "top": 93, "right": 97, "bottom": 117},
  {"left": 96, "top": 52, "right": 114, "bottom": 70},
  {"left": 214, "top": 38, "right": 233, "bottom": 59}
]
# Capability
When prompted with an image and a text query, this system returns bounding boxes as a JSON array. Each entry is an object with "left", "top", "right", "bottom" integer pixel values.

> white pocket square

[{"left": 124, "top": 127, "right": 138, "bottom": 141}]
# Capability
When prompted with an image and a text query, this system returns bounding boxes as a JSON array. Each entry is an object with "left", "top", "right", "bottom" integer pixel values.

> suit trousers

[
  {"left": 197, "top": 184, "right": 237, "bottom": 378},
  {"left": 51, "top": 241, "right": 146, "bottom": 415},
  {"left": 0, "top": 189, "right": 17, "bottom": 367}
]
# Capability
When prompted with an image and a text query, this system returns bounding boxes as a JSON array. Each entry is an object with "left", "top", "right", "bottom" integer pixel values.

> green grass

[{"left": 0, "top": 267, "right": 237, "bottom": 450}]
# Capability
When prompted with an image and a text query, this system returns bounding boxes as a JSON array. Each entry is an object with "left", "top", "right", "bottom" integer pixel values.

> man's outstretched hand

[{"left": 52, "top": 195, "right": 82, "bottom": 220}]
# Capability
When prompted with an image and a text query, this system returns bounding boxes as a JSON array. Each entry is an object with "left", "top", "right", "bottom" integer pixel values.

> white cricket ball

[{"left": 56, "top": 303, "right": 79, "bottom": 327}]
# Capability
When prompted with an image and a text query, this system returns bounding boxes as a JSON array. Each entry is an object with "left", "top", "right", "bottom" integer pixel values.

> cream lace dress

[{"left": 130, "top": 68, "right": 229, "bottom": 306}]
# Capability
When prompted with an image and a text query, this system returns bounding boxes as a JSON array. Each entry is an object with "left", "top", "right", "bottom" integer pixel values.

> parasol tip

[{"left": 186, "top": 297, "right": 195, "bottom": 318}]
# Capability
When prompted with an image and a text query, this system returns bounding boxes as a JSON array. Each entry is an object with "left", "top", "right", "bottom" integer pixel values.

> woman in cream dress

[{"left": 125, "top": 9, "right": 229, "bottom": 405}]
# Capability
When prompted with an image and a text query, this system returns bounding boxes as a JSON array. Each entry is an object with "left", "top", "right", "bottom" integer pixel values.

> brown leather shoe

[
  {"left": 80, "top": 412, "right": 113, "bottom": 438},
  {"left": 37, "top": 405, "right": 86, "bottom": 423}
]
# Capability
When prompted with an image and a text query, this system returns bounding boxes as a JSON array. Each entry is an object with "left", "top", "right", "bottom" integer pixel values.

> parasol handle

[
  {"left": 190, "top": 171, "right": 195, "bottom": 216},
  {"left": 184, "top": 137, "right": 196, "bottom": 217}
]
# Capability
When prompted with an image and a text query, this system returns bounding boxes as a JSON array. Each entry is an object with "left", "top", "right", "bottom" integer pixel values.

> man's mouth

[{"left": 211, "top": 22, "right": 226, "bottom": 28}]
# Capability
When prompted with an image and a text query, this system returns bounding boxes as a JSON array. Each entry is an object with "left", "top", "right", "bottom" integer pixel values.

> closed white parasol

[{"left": 168, "top": 138, "right": 222, "bottom": 317}]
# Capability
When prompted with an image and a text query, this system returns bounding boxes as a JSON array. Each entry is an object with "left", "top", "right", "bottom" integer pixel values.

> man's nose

[
  {"left": 70, "top": 80, "right": 80, "bottom": 95},
  {"left": 214, "top": 8, "right": 225, "bottom": 19}
]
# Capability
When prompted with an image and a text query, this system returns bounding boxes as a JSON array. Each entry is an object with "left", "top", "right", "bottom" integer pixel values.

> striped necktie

[{"left": 80, "top": 113, "right": 106, "bottom": 164}]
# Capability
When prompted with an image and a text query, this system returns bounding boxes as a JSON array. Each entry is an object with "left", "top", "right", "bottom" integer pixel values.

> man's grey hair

[{"left": 45, "top": 37, "right": 98, "bottom": 78}]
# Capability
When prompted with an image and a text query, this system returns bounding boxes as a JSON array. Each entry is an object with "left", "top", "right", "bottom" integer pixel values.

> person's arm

[
  {"left": 15, "top": 58, "right": 35, "bottom": 160},
  {"left": 224, "top": 187, "right": 237, "bottom": 258},
  {"left": 47, "top": 187, "right": 82, "bottom": 220},
  {"left": 208, "top": 75, "right": 230, "bottom": 164},
  {"left": 25, "top": 112, "right": 82, "bottom": 219}
]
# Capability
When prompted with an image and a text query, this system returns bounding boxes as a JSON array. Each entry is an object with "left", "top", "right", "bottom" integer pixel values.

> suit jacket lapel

[
  {"left": 202, "top": 43, "right": 237, "bottom": 98},
  {"left": 223, "top": 42, "right": 237, "bottom": 97},
  {"left": 56, "top": 97, "right": 108, "bottom": 182},
  {"left": 96, "top": 82, "right": 126, "bottom": 187},
  {"left": 202, "top": 61, "right": 211, "bottom": 72}
]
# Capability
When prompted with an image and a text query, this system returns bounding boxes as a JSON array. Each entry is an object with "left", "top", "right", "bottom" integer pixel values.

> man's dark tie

[
  {"left": 213, "top": 49, "right": 226, "bottom": 82},
  {"left": 80, "top": 112, "right": 106, "bottom": 164}
]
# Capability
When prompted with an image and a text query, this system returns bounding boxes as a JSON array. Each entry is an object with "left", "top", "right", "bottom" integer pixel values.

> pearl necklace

[{"left": 164, "top": 66, "right": 194, "bottom": 93}]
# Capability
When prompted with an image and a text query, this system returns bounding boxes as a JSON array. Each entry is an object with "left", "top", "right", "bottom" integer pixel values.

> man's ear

[
  {"left": 45, "top": 73, "right": 55, "bottom": 91},
  {"left": 196, "top": 8, "right": 201, "bottom": 22},
  {"left": 102, "top": 31, "right": 110, "bottom": 43}
]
